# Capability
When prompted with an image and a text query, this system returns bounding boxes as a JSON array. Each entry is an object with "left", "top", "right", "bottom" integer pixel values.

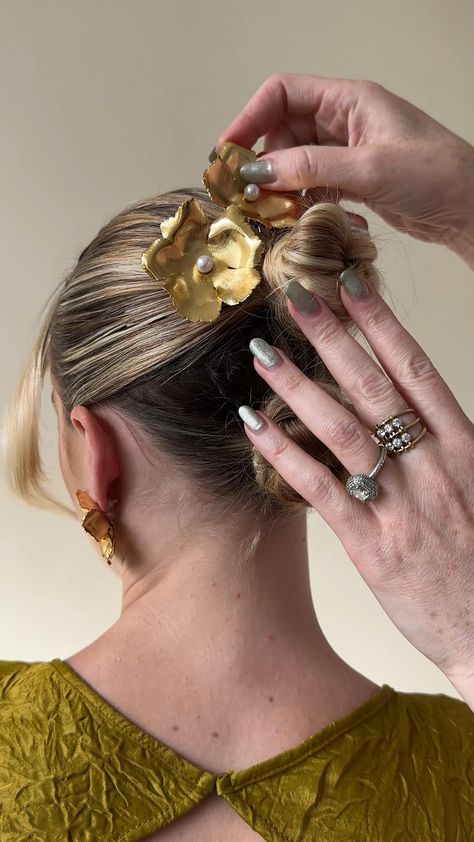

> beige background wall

[{"left": 1, "top": 0, "right": 472, "bottom": 700}]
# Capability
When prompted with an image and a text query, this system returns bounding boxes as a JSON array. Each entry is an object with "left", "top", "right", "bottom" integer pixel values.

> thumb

[{"left": 253, "top": 144, "right": 381, "bottom": 202}]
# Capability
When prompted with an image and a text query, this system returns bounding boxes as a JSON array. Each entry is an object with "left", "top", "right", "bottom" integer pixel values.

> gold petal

[
  {"left": 239, "top": 194, "right": 302, "bottom": 229},
  {"left": 160, "top": 197, "right": 207, "bottom": 241},
  {"left": 207, "top": 204, "right": 264, "bottom": 270},
  {"left": 163, "top": 272, "right": 222, "bottom": 323},
  {"left": 142, "top": 198, "right": 209, "bottom": 282},
  {"left": 202, "top": 142, "right": 304, "bottom": 229},
  {"left": 82, "top": 509, "right": 115, "bottom": 562},
  {"left": 76, "top": 490, "right": 98, "bottom": 513},
  {"left": 213, "top": 265, "right": 262, "bottom": 306},
  {"left": 203, "top": 143, "right": 255, "bottom": 208},
  {"left": 202, "top": 155, "right": 242, "bottom": 208},
  {"left": 146, "top": 238, "right": 209, "bottom": 281}
]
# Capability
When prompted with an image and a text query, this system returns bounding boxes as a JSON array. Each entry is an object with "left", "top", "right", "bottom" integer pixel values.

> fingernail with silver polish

[
  {"left": 240, "top": 160, "right": 275, "bottom": 183},
  {"left": 238, "top": 405, "right": 266, "bottom": 431},
  {"left": 208, "top": 146, "right": 217, "bottom": 163},
  {"left": 249, "top": 337, "right": 280, "bottom": 367},
  {"left": 339, "top": 268, "right": 369, "bottom": 299},
  {"left": 285, "top": 279, "right": 320, "bottom": 315}
]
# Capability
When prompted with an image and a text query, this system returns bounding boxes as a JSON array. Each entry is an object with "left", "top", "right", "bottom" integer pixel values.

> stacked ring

[
  {"left": 371, "top": 408, "right": 427, "bottom": 454},
  {"left": 346, "top": 409, "right": 428, "bottom": 503}
]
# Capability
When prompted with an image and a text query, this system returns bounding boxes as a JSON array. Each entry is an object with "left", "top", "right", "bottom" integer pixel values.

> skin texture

[
  {"left": 241, "top": 279, "right": 474, "bottom": 706},
  {"left": 52, "top": 385, "right": 383, "bottom": 775},
  {"left": 53, "top": 273, "right": 474, "bottom": 715},
  {"left": 211, "top": 73, "right": 474, "bottom": 705},
  {"left": 215, "top": 73, "right": 474, "bottom": 267}
]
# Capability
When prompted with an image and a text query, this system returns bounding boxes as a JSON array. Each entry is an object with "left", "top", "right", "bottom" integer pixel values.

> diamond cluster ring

[{"left": 346, "top": 408, "right": 428, "bottom": 503}]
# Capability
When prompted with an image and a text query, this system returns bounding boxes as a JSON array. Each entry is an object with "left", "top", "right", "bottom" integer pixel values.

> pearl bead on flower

[
  {"left": 195, "top": 254, "right": 214, "bottom": 274},
  {"left": 243, "top": 183, "right": 261, "bottom": 202}
]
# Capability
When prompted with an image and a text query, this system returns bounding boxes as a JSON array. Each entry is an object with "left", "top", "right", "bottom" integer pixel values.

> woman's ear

[{"left": 70, "top": 406, "right": 121, "bottom": 512}]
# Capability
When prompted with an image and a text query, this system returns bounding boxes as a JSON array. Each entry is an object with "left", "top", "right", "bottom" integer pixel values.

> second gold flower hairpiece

[{"left": 141, "top": 142, "right": 306, "bottom": 323}]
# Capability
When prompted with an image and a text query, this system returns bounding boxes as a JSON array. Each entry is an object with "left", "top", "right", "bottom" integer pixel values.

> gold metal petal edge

[{"left": 202, "top": 141, "right": 303, "bottom": 228}]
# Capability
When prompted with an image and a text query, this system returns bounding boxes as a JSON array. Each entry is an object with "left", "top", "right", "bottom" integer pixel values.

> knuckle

[
  {"left": 355, "top": 367, "right": 397, "bottom": 404},
  {"left": 396, "top": 351, "right": 438, "bottom": 386},
  {"left": 325, "top": 414, "right": 364, "bottom": 453},
  {"left": 269, "top": 431, "right": 292, "bottom": 462},
  {"left": 278, "top": 365, "right": 306, "bottom": 398},
  {"left": 247, "top": 75, "right": 288, "bottom": 123},
  {"left": 301, "top": 465, "right": 335, "bottom": 506},
  {"left": 361, "top": 147, "right": 393, "bottom": 195},
  {"left": 362, "top": 302, "right": 392, "bottom": 336},
  {"left": 262, "top": 73, "right": 288, "bottom": 102},
  {"left": 359, "top": 78, "right": 384, "bottom": 95},
  {"left": 313, "top": 316, "right": 342, "bottom": 348},
  {"left": 265, "top": 72, "right": 284, "bottom": 88},
  {"left": 293, "top": 146, "right": 315, "bottom": 188}
]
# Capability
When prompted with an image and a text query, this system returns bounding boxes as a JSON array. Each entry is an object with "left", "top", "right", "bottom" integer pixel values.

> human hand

[
  {"left": 212, "top": 74, "right": 474, "bottom": 260},
  {"left": 238, "top": 271, "right": 474, "bottom": 703}
]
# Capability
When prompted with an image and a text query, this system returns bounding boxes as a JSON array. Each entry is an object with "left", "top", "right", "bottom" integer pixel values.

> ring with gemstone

[
  {"left": 346, "top": 445, "right": 388, "bottom": 503},
  {"left": 371, "top": 408, "right": 427, "bottom": 454}
]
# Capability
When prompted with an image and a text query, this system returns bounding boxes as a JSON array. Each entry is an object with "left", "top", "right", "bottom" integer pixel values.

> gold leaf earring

[{"left": 76, "top": 490, "right": 115, "bottom": 565}]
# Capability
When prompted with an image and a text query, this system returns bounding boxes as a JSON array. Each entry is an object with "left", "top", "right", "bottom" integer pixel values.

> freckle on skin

[
  {"left": 172, "top": 725, "right": 179, "bottom": 731},
  {"left": 269, "top": 696, "right": 274, "bottom": 703},
  {"left": 436, "top": 627, "right": 444, "bottom": 635},
  {"left": 268, "top": 633, "right": 274, "bottom": 640},
  {"left": 236, "top": 592, "right": 241, "bottom": 599},
  {"left": 212, "top": 731, "right": 219, "bottom": 738},
  {"left": 429, "top": 611, "right": 438, "bottom": 618}
]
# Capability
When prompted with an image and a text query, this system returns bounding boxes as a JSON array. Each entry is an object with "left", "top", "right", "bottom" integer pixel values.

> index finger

[{"left": 215, "top": 72, "right": 360, "bottom": 152}]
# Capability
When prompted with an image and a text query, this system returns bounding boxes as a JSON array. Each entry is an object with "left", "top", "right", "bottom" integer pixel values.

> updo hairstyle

[{"left": 3, "top": 187, "right": 382, "bottom": 535}]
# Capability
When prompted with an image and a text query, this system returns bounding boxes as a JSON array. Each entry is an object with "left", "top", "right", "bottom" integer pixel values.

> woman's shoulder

[
  {"left": 0, "top": 659, "right": 68, "bottom": 718},
  {"left": 375, "top": 683, "right": 474, "bottom": 778},
  {"left": 0, "top": 658, "right": 34, "bottom": 693},
  {"left": 0, "top": 660, "right": 60, "bottom": 760},
  {"left": 0, "top": 658, "right": 52, "bottom": 693},
  {"left": 392, "top": 683, "right": 474, "bottom": 737}
]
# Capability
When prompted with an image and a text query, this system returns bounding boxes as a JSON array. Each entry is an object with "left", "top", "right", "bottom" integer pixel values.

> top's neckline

[{"left": 49, "top": 658, "right": 396, "bottom": 794}]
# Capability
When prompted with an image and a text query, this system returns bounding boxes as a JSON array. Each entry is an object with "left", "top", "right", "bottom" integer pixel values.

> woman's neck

[
  {"left": 117, "top": 511, "right": 332, "bottom": 672},
  {"left": 99, "top": 512, "right": 370, "bottom": 715},
  {"left": 65, "top": 513, "right": 381, "bottom": 772}
]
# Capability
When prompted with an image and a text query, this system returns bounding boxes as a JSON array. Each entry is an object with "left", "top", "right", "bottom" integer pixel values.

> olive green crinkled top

[{"left": 0, "top": 659, "right": 473, "bottom": 841}]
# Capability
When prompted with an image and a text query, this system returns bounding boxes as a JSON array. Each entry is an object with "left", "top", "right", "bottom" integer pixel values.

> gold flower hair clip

[
  {"left": 202, "top": 142, "right": 304, "bottom": 229},
  {"left": 142, "top": 197, "right": 264, "bottom": 323},
  {"left": 142, "top": 142, "right": 305, "bottom": 323}
]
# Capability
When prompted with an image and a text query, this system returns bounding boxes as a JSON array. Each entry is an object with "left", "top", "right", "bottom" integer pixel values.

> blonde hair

[{"left": 2, "top": 187, "right": 382, "bottom": 535}]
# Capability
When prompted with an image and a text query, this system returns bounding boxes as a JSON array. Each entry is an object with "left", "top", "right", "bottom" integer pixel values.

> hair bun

[{"left": 262, "top": 201, "right": 380, "bottom": 334}]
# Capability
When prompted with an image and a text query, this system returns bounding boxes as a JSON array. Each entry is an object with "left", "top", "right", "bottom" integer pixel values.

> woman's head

[{"left": 3, "top": 186, "right": 382, "bottom": 566}]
